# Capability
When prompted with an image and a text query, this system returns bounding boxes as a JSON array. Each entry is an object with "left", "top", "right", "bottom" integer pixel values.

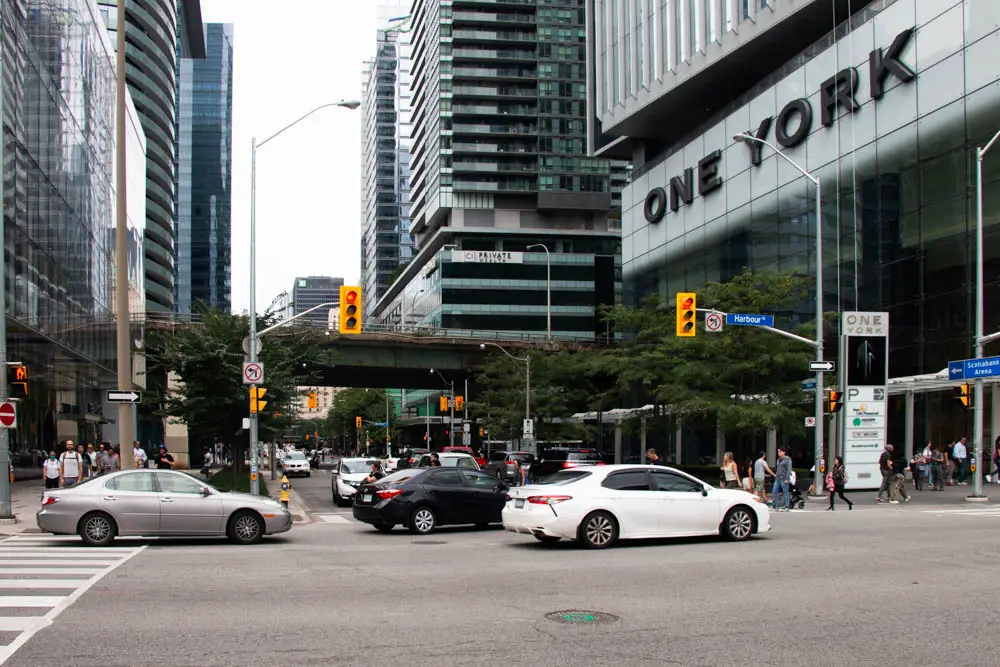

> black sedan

[{"left": 352, "top": 467, "right": 508, "bottom": 534}]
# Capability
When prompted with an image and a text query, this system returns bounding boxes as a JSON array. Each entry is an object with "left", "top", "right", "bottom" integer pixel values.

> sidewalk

[
  {"left": 809, "top": 478, "right": 1000, "bottom": 509},
  {"left": 264, "top": 477, "right": 310, "bottom": 524},
  {"left": 0, "top": 479, "right": 43, "bottom": 535}
]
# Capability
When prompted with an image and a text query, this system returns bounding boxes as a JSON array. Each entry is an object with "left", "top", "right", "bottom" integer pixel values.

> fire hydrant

[{"left": 279, "top": 475, "right": 290, "bottom": 509}]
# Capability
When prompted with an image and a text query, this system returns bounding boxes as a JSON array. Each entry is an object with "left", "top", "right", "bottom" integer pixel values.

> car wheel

[
  {"left": 534, "top": 534, "right": 561, "bottom": 545},
  {"left": 578, "top": 511, "right": 618, "bottom": 549},
  {"left": 78, "top": 512, "right": 116, "bottom": 547},
  {"left": 306, "top": 472, "right": 311, "bottom": 478},
  {"left": 227, "top": 510, "right": 264, "bottom": 545},
  {"left": 722, "top": 506, "right": 755, "bottom": 541},
  {"left": 409, "top": 507, "right": 436, "bottom": 535},
  {"left": 372, "top": 521, "right": 395, "bottom": 533}
]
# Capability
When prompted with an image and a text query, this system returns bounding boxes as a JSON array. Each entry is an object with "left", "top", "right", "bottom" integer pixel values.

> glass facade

[
  {"left": 174, "top": 22, "right": 233, "bottom": 314},
  {"left": 2, "top": 0, "right": 146, "bottom": 451},
  {"left": 292, "top": 276, "right": 344, "bottom": 328},
  {"left": 621, "top": 0, "right": 1000, "bottom": 449}
]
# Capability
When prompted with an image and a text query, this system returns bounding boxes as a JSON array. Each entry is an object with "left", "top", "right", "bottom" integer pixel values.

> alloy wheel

[
  {"left": 85, "top": 516, "right": 112, "bottom": 543},
  {"left": 585, "top": 515, "right": 614, "bottom": 547},
  {"left": 728, "top": 509, "right": 752, "bottom": 540},
  {"left": 234, "top": 514, "right": 261, "bottom": 542},
  {"left": 414, "top": 509, "right": 435, "bottom": 534}
]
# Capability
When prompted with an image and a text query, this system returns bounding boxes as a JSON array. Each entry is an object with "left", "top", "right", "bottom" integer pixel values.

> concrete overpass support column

[
  {"left": 904, "top": 390, "right": 915, "bottom": 462},
  {"left": 614, "top": 423, "right": 623, "bottom": 464},
  {"left": 766, "top": 426, "right": 777, "bottom": 464},
  {"left": 715, "top": 419, "right": 724, "bottom": 464},
  {"left": 674, "top": 424, "right": 682, "bottom": 465}
]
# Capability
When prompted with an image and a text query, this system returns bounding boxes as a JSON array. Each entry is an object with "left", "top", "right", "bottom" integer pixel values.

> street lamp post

[
  {"left": 527, "top": 244, "right": 551, "bottom": 341},
  {"left": 734, "top": 134, "right": 824, "bottom": 496},
  {"left": 480, "top": 343, "right": 530, "bottom": 450},
  {"left": 248, "top": 100, "right": 359, "bottom": 495},
  {"left": 406, "top": 289, "right": 425, "bottom": 330},
  {"left": 970, "top": 128, "right": 1000, "bottom": 501}
]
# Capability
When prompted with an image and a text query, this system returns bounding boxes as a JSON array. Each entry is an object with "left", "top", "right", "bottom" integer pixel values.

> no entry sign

[{"left": 0, "top": 401, "right": 16, "bottom": 428}]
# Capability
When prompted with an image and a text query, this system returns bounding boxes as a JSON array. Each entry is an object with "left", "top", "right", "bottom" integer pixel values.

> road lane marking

[
  {"left": 315, "top": 514, "right": 353, "bottom": 524},
  {"left": 0, "top": 568, "right": 109, "bottom": 576},
  {"left": 0, "top": 597, "right": 65, "bottom": 608},
  {"left": 0, "top": 559, "right": 118, "bottom": 566}
]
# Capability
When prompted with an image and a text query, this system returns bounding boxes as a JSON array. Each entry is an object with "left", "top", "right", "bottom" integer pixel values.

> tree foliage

[
  {"left": 323, "top": 388, "right": 394, "bottom": 449},
  {"left": 144, "top": 307, "right": 324, "bottom": 453}
]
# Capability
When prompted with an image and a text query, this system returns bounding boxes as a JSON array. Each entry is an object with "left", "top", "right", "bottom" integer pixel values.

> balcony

[
  {"left": 452, "top": 48, "right": 535, "bottom": 62},
  {"left": 453, "top": 123, "right": 536, "bottom": 135},
  {"left": 454, "top": 179, "right": 535, "bottom": 192},
  {"left": 453, "top": 161, "right": 537, "bottom": 173},
  {"left": 453, "top": 141, "right": 536, "bottom": 154},
  {"left": 455, "top": 0, "right": 536, "bottom": 6},
  {"left": 453, "top": 85, "right": 536, "bottom": 98},
  {"left": 453, "top": 103, "right": 535, "bottom": 116},
  {"left": 453, "top": 66, "right": 536, "bottom": 80},
  {"left": 452, "top": 30, "right": 535, "bottom": 43},
  {"left": 453, "top": 11, "right": 535, "bottom": 24}
]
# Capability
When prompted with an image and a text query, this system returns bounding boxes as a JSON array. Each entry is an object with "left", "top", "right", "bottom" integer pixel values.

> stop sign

[{"left": 0, "top": 402, "right": 16, "bottom": 428}]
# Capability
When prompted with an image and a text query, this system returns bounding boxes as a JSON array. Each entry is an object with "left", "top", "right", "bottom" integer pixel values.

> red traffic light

[
  {"left": 680, "top": 297, "right": 694, "bottom": 309},
  {"left": 345, "top": 290, "right": 358, "bottom": 304}
]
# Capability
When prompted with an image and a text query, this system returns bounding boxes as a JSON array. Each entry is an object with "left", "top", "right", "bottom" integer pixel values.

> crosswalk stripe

[
  {"left": 0, "top": 547, "right": 135, "bottom": 554},
  {"left": 0, "top": 559, "right": 119, "bottom": 566},
  {"left": 0, "top": 579, "right": 94, "bottom": 589},
  {"left": 0, "top": 597, "right": 66, "bottom": 608},
  {"left": 0, "top": 551, "right": 132, "bottom": 559},
  {"left": 0, "top": 568, "right": 109, "bottom": 576},
  {"left": 316, "top": 514, "right": 352, "bottom": 524},
  {"left": 0, "top": 617, "right": 40, "bottom": 632},
  {"left": 4, "top": 536, "right": 81, "bottom": 542}
]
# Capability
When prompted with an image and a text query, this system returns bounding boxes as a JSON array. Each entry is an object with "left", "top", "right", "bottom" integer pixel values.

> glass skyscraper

[{"left": 174, "top": 22, "right": 233, "bottom": 314}]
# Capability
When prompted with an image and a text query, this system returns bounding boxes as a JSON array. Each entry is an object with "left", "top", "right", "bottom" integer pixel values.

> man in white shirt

[
  {"left": 59, "top": 440, "right": 82, "bottom": 487},
  {"left": 133, "top": 441, "right": 147, "bottom": 469},
  {"left": 953, "top": 437, "right": 968, "bottom": 485},
  {"left": 42, "top": 451, "right": 60, "bottom": 489}
]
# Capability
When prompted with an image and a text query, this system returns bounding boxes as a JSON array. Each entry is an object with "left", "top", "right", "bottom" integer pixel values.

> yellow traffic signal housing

[
  {"left": 479, "top": 427, "right": 484, "bottom": 437},
  {"left": 7, "top": 365, "right": 27, "bottom": 398},
  {"left": 954, "top": 384, "right": 971, "bottom": 407},
  {"left": 455, "top": 396, "right": 464, "bottom": 411},
  {"left": 676, "top": 292, "right": 696, "bottom": 337},
  {"left": 439, "top": 396, "right": 449, "bottom": 411},
  {"left": 307, "top": 391, "right": 318, "bottom": 410},
  {"left": 828, "top": 390, "right": 843, "bottom": 413},
  {"left": 339, "top": 286, "right": 362, "bottom": 334},
  {"left": 250, "top": 386, "right": 267, "bottom": 414},
  {"left": 355, "top": 415, "right": 362, "bottom": 428}
]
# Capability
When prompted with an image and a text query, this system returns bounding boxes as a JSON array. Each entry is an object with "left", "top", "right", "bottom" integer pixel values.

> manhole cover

[
  {"left": 411, "top": 540, "right": 447, "bottom": 545},
  {"left": 545, "top": 610, "right": 619, "bottom": 624}
]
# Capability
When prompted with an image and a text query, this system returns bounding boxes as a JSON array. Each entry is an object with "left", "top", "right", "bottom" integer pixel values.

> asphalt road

[{"left": 5, "top": 478, "right": 1000, "bottom": 666}]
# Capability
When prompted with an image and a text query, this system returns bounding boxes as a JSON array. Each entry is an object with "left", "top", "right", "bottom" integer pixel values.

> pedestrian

[
  {"left": 922, "top": 442, "right": 936, "bottom": 489},
  {"left": 826, "top": 456, "right": 853, "bottom": 510},
  {"left": 891, "top": 452, "right": 909, "bottom": 503},
  {"left": 941, "top": 445, "right": 953, "bottom": 487},
  {"left": 876, "top": 444, "right": 894, "bottom": 502},
  {"left": 646, "top": 448, "right": 666, "bottom": 466},
  {"left": 430, "top": 453, "right": 441, "bottom": 467},
  {"left": 133, "top": 441, "right": 148, "bottom": 469},
  {"left": 153, "top": 445, "right": 174, "bottom": 469},
  {"left": 953, "top": 437, "right": 968, "bottom": 485},
  {"left": 771, "top": 448, "right": 792, "bottom": 512},
  {"left": 754, "top": 451, "right": 774, "bottom": 502},
  {"left": 364, "top": 460, "right": 385, "bottom": 484},
  {"left": 929, "top": 444, "right": 945, "bottom": 490},
  {"left": 42, "top": 451, "right": 60, "bottom": 489},
  {"left": 201, "top": 449, "right": 214, "bottom": 478},
  {"left": 76, "top": 444, "right": 91, "bottom": 480},
  {"left": 59, "top": 440, "right": 82, "bottom": 487},
  {"left": 909, "top": 452, "right": 925, "bottom": 491},
  {"left": 720, "top": 451, "right": 740, "bottom": 489},
  {"left": 86, "top": 443, "right": 97, "bottom": 476}
]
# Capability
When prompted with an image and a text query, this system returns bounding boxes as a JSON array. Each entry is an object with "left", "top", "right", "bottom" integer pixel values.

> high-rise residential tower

[
  {"left": 174, "top": 22, "right": 234, "bottom": 314},
  {"left": 98, "top": 0, "right": 206, "bottom": 313},
  {"left": 361, "top": 8, "right": 415, "bottom": 304}
]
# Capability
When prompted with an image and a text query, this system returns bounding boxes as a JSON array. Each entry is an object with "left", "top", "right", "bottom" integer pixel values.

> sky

[{"left": 199, "top": 0, "right": 385, "bottom": 314}]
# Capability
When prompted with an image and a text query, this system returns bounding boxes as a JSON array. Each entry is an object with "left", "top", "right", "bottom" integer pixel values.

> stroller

[{"left": 764, "top": 472, "right": 806, "bottom": 509}]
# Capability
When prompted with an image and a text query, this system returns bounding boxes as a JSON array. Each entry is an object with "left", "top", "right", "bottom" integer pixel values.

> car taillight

[
  {"left": 527, "top": 495, "right": 572, "bottom": 505},
  {"left": 41, "top": 495, "right": 59, "bottom": 506},
  {"left": 562, "top": 462, "right": 578, "bottom": 468},
  {"left": 504, "top": 494, "right": 512, "bottom": 502},
  {"left": 376, "top": 488, "right": 403, "bottom": 500},
  {"left": 595, "top": 462, "right": 606, "bottom": 466}
]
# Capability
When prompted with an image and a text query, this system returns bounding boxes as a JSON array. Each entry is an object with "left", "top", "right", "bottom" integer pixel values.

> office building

[
  {"left": 361, "top": 23, "right": 415, "bottom": 304},
  {"left": 370, "top": 0, "right": 628, "bottom": 337},
  {"left": 292, "top": 277, "right": 345, "bottom": 327},
  {"left": 1, "top": 0, "right": 146, "bottom": 452},
  {"left": 174, "top": 22, "right": 234, "bottom": 314},
  {"left": 594, "top": 0, "right": 1000, "bottom": 456},
  {"left": 98, "top": 0, "right": 206, "bottom": 313}
]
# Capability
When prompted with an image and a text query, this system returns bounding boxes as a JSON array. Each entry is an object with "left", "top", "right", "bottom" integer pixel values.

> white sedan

[
  {"left": 331, "top": 458, "right": 377, "bottom": 506},
  {"left": 280, "top": 451, "right": 310, "bottom": 477},
  {"left": 502, "top": 464, "right": 770, "bottom": 549}
]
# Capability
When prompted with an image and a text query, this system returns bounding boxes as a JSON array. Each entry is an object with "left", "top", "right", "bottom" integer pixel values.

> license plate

[
  {"left": 515, "top": 499, "right": 525, "bottom": 509},
  {"left": 362, "top": 494, "right": 372, "bottom": 503}
]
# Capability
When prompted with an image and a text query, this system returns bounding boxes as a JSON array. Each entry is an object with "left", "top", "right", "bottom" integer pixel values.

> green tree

[
  {"left": 144, "top": 307, "right": 324, "bottom": 458},
  {"left": 324, "top": 388, "right": 394, "bottom": 451}
]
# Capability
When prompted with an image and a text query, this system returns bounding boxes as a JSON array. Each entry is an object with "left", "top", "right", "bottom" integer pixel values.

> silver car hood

[{"left": 214, "top": 491, "right": 282, "bottom": 507}]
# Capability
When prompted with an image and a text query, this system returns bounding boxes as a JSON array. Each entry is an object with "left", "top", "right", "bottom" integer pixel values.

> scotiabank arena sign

[{"left": 644, "top": 28, "right": 915, "bottom": 224}]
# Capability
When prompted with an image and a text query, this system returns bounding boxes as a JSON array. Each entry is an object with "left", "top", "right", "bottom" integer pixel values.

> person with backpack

[
  {"left": 826, "top": 456, "right": 853, "bottom": 511},
  {"left": 59, "top": 440, "right": 83, "bottom": 487}
]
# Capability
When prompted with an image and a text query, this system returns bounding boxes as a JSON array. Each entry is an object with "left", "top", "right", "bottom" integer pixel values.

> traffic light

[
  {"left": 828, "top": 390, "right": 842, "bottom": 413},
  {"left": 355, "top": 415, "right": 362, "bottom": 428},
  {"left": 307, "top": 391, "right": 318, "bottom": 410},
  {"left": 455, "top": 396, "right": 464, "bottom": 411},
  {"left": 954, "top": 384, "right": 971, "bottom": 408},
  {"left": 339, "top": 286, "right": 362, "bottom": 334},
  {"left": 676, "top": 292, "right": 696, "bottom": 337},
  {"left": 250, "top": 386, "right": 267, "bottom": 414},
  {"left": 479, "top": 427, "right": 484, "bottom": 437},
  {"left": 7, "top": 365, "right": 27, "bottom": 398},
  {"left": 439, "top": 396, "right": 449, "bottom": 411}
]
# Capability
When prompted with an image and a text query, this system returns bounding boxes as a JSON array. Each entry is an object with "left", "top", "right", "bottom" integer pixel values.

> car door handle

[
  {"left": 102, "top": 496, "right": 116, "bottom": 501},
  {"left": 160, "top": 497, "right": 174, "bottom": 503}
]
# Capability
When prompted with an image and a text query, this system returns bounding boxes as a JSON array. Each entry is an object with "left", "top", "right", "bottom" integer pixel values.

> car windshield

[
  {"left": 285, "top": 452, "right": 306, "bottom": 460},
  {"left": 568, "top": 451, "right": 603, "bottom": 462},
  {"left": 341, "top": 460, "right": 373, "bottom": 474},
  {"left": 440, "top": 456, "right": 477, "bottom": 469},
  {"left": 535, "top": 470, "right": 592, "bottom": 486}
]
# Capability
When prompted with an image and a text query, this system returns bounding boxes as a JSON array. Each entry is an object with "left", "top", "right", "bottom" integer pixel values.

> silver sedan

[{"left": 36, "top": 469, "right": 292, "bottom": 546}]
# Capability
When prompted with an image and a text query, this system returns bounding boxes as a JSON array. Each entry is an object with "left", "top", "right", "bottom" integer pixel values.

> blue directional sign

[
  {"left": 948, "top": 356, "right": 1000, "bottom": 381},
  {"left": 801, "top": 378, "right": 817, "bottom": 390},
  {"left": 725, "top": 313, "right": 775, "bottom": 327}
]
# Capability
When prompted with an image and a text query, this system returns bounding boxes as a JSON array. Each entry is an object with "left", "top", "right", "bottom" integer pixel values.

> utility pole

[
  {"left": 114, "top": 0, "right": 133, "bottom": 471},
  {"left": 0, "top": 46, "right": 8, "bottom": 519},
  {"left": 425, "top": 394, "right": 430, "bottom": 445}
]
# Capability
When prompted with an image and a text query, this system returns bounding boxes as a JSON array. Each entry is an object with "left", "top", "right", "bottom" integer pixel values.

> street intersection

[{"left": 1, "top": 474, "right": 998, "bottom": 666}]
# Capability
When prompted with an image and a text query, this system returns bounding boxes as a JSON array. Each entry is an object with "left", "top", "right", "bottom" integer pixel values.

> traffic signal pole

[{"left": 0, "top": 47, "right": 8, "bottom": 519}]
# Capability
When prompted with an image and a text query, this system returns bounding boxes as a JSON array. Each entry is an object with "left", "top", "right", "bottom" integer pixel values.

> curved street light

[{"left": 480, "top": 342, "right": 531, "bottom": 449}]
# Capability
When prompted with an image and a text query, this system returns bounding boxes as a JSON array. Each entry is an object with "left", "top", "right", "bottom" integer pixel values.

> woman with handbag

[
  {"left": 826, "top": 456, "right": 853, "bottom": 511},
  {"left": 720, "top": 452, "right": 740, "bottom": 489}
]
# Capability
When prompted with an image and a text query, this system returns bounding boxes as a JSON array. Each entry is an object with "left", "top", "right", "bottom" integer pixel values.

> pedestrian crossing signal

[
  {"left": 827, "top": 390, "right": 842, "bottom": 413},
  {"left": 307, "top": 391, "right": 318, "bottom": 410},
  {"left": 249, "top": 386, "right": 267, "bottom": 414},
  {"left": 439, "top": 396, "right": 449, "bottom": 411},
  {"left": 455, "top": 396, "right": 464, "bottom": 411},
  {"left": 7, "top": 365, "right": 27, "bottom": 398},
  {"left": 954, "top": 384, "right": 971, "bottom": 408},
  {"left": 676, "top": 292, "right": 696, "bottom": 337}
]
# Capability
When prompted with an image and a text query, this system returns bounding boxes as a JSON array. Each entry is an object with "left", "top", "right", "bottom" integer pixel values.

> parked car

[
  {"left": 352, "top": 467, "right": 508, "bottom": 534},
  {"left": 531, "top": 448, "right": 604, "bottom": 480},
  {"left": 37, "top": 469, "right": 292, "bottom": 546},
  {"left": 281, "top": 451, "right": 311, "bottom": 478},
  {"left": 484, "top": 451, "right": 535, "bottom": 482},
  {"left": 441, "top": 446, "right": 486, "bottom": 467},
  {"left": 331, "top": 458, "right": 377, "bottom": 506},
  {"left": 502, "top": 465, "right": 770, "bottom": 549}
]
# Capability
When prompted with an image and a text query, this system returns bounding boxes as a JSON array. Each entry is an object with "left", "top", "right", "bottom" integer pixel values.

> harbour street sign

[
  {"left": 107, "top": 390, "right": 141, "bottom": 403},
  {"left": 725, "top": 313, "right": 774, "bottom": 327},
  {"left": 948, "top": 356, "right": 1000, "bottom": 381},
  {"left": 809, "top": 361, "right": 836, "bottom": 372}
]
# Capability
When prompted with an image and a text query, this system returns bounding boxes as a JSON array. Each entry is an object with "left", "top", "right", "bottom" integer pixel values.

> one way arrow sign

[
  {"left": 809, "top": 361, "right": 836, "bottom": 372},
  {"left": 106, "top": 390, "right": 142, "bottom": 403}
]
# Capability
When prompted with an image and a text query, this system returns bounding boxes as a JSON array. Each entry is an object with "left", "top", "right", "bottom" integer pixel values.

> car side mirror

[
  {"left": 201, "top": 487, "right": 213, "bottom": 497},
  {"left": 701, "top": 487, "right": 709, "bottom": 497}
]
